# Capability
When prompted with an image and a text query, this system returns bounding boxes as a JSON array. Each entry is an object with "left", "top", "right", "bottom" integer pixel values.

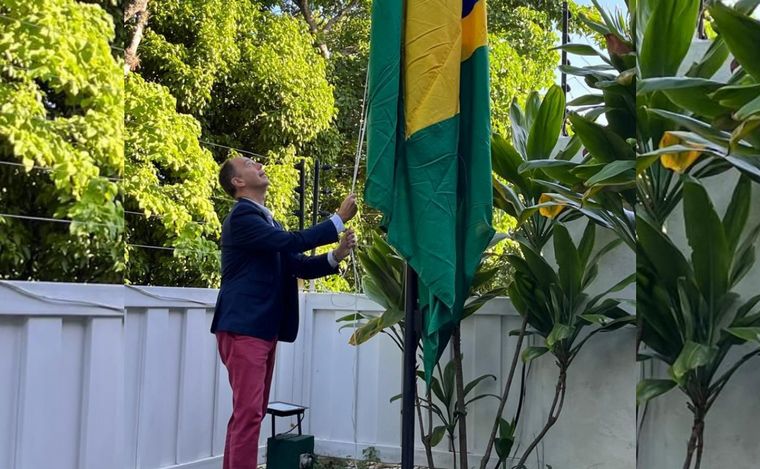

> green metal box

[{"left": 266, "top": 434, "right": 314, "bottom": 469}]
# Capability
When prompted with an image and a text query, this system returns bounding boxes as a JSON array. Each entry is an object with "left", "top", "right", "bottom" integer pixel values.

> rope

[{"left": 346, "top": 61, "right": 371, "bottom": 467}]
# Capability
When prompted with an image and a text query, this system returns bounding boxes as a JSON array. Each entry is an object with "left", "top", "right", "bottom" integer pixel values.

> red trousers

[{"left": 216, "top": 332, "right": 278, "bottom": 469}]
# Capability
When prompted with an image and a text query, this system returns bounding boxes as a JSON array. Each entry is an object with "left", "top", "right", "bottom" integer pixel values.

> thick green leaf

[
  {"left": 518, "top": 160, "right": 578, "bottom": 174},
  {"left": 443, "top": 359, "right": 456, "bottom": 403},
  {"left": 671, "top": 341, "right": 718, "bottom": 382},
  {"left": 527, "top": 86, "right": 565, "bottom": 160},
  {"left": 735, "top": 0, "right": 760, "bottom": 14},
  {"left": 636, "top": 214, "right": 691, "bottom": 291},
  {"left": 493, "top": 177, "right": 523, "bottom": 217},
  {"left": 553, "top": 43, "right": 605, "bottom": 56},
  {"left": 711, "top": 83, "right": 760, "bottom": 109},
  {"left": 639, "top": 0, "right": 700, "bottom": 78},
  {"left": 463, "top": 374, "right": 496, "bottom": 397},
  {"left": 683, "top": 178, "right": 731, "bottom": 306},
  {"left": 723, "top": 176, "right": 752, "bottom": 253},
  {"left": 522, "top": 346, "right": 549, "bottom": 363},
  {"left": 726, "top": 327, "right": 760, "bottom": 343},
  {"left": 578, "top": 222, "right": 596, "bottom": 268},
  {"left": 638, "top": 77, "right": 723, "bottom": 94},
  {"left": 546, "top": 324, "right": 574, "bottom": 350},
  {"left": 517, "top": 245, "right": 558, "bottom": 287},
  {"left": 731, "top": 223, "right": 760, "bottom": 287},
  {"left": 585, "top": 161, "right": 636, "bottom": 187},
  {"left": 638, "top": 78, "right": 730, "bottom": 119},
  {"left": 710, "top": 2, "right": 760, "bottom": 81},
  {"left": 553, "top": 224, "right": 582, "bottom": 297},
  {"left": 568, "top": 94, "right": 605, "bottom": 107},
  {"left": 559, "top": 64, "right": 616, "bottom": 81},
  {"left": 525, "top": 92, "right": 542, "bottom": 130},
  {"left": 686, "top": 37, "right": 729, "bottom": 79},
  {"left": 725, "top": 157, "right": 760, "bottom": 183},
  {"left": 735, "top": 94, "right": 760, "bottom": 121},
  {"left": 510, "top": 101, "right": 528, "bottom": 159},
  {"left": 492, "top": 135, "right": 529, "bottom": 190},
  {"left": 569, "top": 113, "right": 635, "bottom": 162},
  {"left": 556, "top": 134, "right": 583, "bottom": 161},
  {"left": 429, "top": 426, "right": 446, "bottom": 447},
  {"left": 649, "top": 109, "right": 751, "bottom": 152},
  {"left": 498, "top": 417, "right": 515, "bottom": 440},
  {"left": 636, "top": 379, "right": 677, "bottom": 404}
]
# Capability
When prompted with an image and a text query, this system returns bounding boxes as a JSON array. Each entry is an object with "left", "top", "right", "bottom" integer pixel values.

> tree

[
  {"left": 125, "top": 0, "right": 337, "bottom": 286},
  {"left": 0, "top": 0, "right": 124, "bottom": 282},
  {"left": 124, "top": 74, "right": 221, "bottom": 286}
]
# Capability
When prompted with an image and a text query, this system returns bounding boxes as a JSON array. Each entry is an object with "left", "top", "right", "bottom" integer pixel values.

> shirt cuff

[
  {"left": 330, "top": 214, "right": 345, "bottom": 233},
  {"left": 327, "top": 250, "right": 340, "bottom": 268}
]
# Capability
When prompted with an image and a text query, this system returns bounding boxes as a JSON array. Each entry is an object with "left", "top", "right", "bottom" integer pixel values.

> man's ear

[{"left": 231, "top": 175, "right": 244, "bottom": 189}]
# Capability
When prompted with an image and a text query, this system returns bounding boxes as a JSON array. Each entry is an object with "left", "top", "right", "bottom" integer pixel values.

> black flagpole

[{"left": 401, "top": 264, "right": 418, "bottom": 469}]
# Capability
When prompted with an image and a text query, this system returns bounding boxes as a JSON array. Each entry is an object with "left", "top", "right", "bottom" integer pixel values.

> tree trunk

[
  {"left": 451, "top": 433, "right": 458, "bottom": 469},
  {"left": 124, "top": 0, "right": 150, "bottom": 75},
  {"left": 480, "top": 315, "right": 529, "bottom": 469},
  {"left": 683, "top": 404, "right": 706, "bottom": 469},
  {"left": 516, "top": 364, "right": 568, "bottom": 467},
  {"left": 295, "top": 0, "right": 331, "bottom": 59},
  {"left": 453, "top": 326, "right": 468, "bottom": 469},
  {"left": 416, "top": 383, "right": 435, "bottom": 469}
]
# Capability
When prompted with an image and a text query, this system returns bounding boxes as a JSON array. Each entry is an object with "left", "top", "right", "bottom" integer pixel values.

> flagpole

[{"left": 401, "top": 264, "right": 418, "bottom": 469}]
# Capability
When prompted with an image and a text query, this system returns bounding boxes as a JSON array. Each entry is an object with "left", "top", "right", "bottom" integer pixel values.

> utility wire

[
  {"left": 0, "top": 212, "right": 220, "bottom": 257},
  {"left": 0, "top": 160, "right": 122, "bottom": 182}
]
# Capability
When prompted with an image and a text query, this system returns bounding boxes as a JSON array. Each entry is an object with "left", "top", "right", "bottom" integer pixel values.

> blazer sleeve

[
  {"left": 285, "top": 252, "right": 339, "bottom": 279},
  {"left": 228, "top": 204, "right": 339, "bottom": 253}
]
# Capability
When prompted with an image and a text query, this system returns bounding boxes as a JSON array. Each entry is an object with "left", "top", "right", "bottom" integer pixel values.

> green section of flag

[{"left": 365, "top": 0, "right": 494, "bottom": 383}]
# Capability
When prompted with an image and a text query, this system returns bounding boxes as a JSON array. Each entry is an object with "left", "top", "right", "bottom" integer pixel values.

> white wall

[
  {"left": 0, "top": 282, "right": 125, "bottom": 469},
  {"left": 0, "top": 283, "right": 639, "bottom": 469}
]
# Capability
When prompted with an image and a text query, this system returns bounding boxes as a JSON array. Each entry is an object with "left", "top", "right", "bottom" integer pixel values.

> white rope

[{"left": 347, "top": 63, "right": 371, "bottom": 467}]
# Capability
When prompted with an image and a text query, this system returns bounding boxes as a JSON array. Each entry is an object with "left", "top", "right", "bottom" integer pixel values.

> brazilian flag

[{"left": 364, "top": 0, "right": 494, "bottom": 381}]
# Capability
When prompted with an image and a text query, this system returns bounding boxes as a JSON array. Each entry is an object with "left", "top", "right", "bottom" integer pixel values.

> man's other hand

[
  {"left": 334, "top": 229, "right": 357, "bottom": 261},
  {"left": 337, "top": 194, "right": 358, "bottom": 223}
]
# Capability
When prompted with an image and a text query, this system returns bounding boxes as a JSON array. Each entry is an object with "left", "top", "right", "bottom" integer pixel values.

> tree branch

[
  {"left": 322, "top": 0, "right": 360, "bottom": 33},
  {"left": 124, "top": 0, "right": 150, "bottom": 75}
]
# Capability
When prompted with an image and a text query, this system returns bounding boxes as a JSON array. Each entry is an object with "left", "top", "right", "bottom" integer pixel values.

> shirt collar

[{"left": 239, "top": 197, "right": 273, "bottom": 220}]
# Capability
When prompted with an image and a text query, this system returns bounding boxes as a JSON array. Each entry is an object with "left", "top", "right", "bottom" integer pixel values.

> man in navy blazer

[{"left": 212, "top": 156, "right": 357, "bottom": 469}]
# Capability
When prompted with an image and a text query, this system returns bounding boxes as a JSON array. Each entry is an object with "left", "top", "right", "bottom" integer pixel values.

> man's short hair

[{"left": 219, "top": 159, "right": 238, "bottom": 198}]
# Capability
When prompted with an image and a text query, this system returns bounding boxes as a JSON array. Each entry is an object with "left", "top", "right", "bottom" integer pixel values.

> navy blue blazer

[{"left": 211, "top": 198, "right": 339, "bottom": 342}]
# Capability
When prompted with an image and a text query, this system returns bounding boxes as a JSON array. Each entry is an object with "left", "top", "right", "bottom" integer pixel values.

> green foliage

[
  {"left": 542, "top": 1, "right": 636, "bottom": 250},
  {"left": 509, "top": 221, "right": 634, "bottom": 366},
  {"left": 124, "top": 73, "right": 221, "bottom": 286},
  {"left": 636, "top": 0, "right": 760, "bottom": 228},
  {"left": 0, "top": 0, "right": 124, "bottom": 282},
  {"left": 489, "top": 8, "right": 560, "bottom": 137},
  {"left": 634, "top": 2, "right": 760, "bottom": 466},
  {"left": 340, "top": 231, "right": 506, "bottom": 348},
  {"left": 491, "top": 86, "right": 582, "bottom": 251},
  {"left": 141, "top": 0, "right": 335, "bottom": 153},
  {"left": 390, "top": 359, "right": 499, "bottom": 453},
  {"left": 637, "top": 177, "right": 760, "bottom": 407},
  {"left": 124, "top": 0, "right": 339, "bottom": 286}
]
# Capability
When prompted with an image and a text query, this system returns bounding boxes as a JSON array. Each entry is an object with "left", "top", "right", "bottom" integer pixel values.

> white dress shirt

[{"left": 241, "top": 197, "right": 344, "bottom": 267}]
